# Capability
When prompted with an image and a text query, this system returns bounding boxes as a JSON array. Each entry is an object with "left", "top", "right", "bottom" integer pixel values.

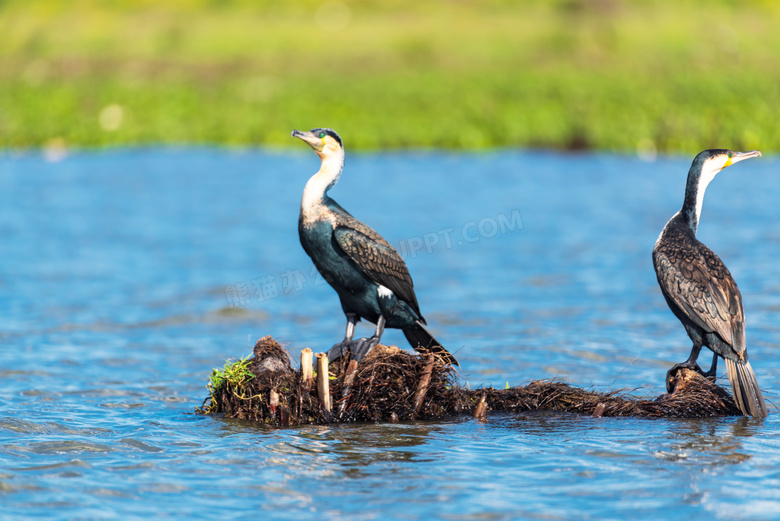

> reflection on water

[
  {"left": 2, "top": 149, "right": 780, "bottom": 519},
  {"left": 657, "top": 418, "right": 755, "bottom": 465}
]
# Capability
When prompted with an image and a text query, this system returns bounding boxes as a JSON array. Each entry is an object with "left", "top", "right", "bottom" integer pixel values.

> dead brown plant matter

[{"left": 200, "top": 336, "right": 742, "bottom": 426}]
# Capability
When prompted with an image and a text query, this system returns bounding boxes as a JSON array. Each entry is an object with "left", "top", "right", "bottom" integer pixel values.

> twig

[
  {"left": 473, "top": 394, "right": 488, "bottom": 421},
  {"left": 339, "top": 359, "right": 359, "bottom": 417},
  {"left": 412, "top": 354, "right": 435, "bottom": 420},
  {"left": 316, "top": 353, "right": 331, "bottom": 422},
  {"left": 301, "top": 348, "right": 313, "bottom": 388}
]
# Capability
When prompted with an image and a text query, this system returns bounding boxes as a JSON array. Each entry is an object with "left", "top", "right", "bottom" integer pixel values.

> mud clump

[{"left": 200, "top": 336, "right": 741, "bottom": 426}]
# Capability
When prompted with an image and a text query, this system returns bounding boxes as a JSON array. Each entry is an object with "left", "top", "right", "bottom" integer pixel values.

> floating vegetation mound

[{"left": 199, "top": 336, "right": 742, "bottom": 426}]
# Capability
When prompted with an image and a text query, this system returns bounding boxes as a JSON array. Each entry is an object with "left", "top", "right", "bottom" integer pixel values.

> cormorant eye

[
  {"left": 728, "top": 152, "right": 732, "bottom": 158},
  {"left": 319, "top": 132, "right": 326, "bottom": 138}
]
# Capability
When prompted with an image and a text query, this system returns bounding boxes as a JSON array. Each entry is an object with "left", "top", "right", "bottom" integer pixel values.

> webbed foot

[
  {"left": 326, "top": 337, "right": 380, "bottom": 363},
  {"left": 349, "top": 336, "right": 381, "bottom": 362},
  {"left": 327, "top": 340, "right": 358, "bottom": 362}
]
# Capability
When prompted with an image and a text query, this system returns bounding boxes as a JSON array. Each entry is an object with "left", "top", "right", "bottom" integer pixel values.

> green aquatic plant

[
  {"left": 210, "top": 355, "right": 254, "bottom": 388},
  {"left": 203, "top": 355, "right": 258, "bottom": 412}
]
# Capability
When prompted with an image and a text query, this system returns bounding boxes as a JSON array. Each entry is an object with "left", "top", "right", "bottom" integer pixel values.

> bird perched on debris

[
  {"left": 291, "top": 128, "right": 458, "bottom": 365},
  {"left": 652, "top": 149, "right": 767, "bottom": 417}
]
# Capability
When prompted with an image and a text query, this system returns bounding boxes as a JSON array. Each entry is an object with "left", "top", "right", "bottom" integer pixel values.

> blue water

[{"left": 2, "top": 148, "right": 780, "bottom": 520}]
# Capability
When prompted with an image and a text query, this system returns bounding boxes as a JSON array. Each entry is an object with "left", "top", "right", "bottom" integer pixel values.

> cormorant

[
  {"left": 653, "top": 149, "right": 767, "bottom": 417},
  {"left": 291, "top": 128, "right": 458, "bottom": 365}
]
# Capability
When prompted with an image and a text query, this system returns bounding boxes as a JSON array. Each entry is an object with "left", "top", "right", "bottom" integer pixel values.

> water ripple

[{"left": 2, "top": 150, "right": 780, "bottom": 519}]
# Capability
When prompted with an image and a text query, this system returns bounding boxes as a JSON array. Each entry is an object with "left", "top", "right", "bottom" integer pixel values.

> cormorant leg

[
  {"left": 372, "top": 315, "right": 386, "bottom": 339},
  {"left": 327, "top": 314, "right": 359, "bottom": 361},
  {"left": 666, "top": 343, "right": 705, "bottom": 392},
  {"left": 701, "top": 352, "right": 718, "bottom": 378},
  {"left": 351, "top": 315, "right": 386, "bottom": 362},
  {"left": 344, "top": 313, "right": 357, "bottom": 342}
]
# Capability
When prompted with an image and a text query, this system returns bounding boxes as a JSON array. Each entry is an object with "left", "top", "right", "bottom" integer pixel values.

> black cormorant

[
  {"left": 291, "top": 128, "right": 458, "bottom": 365},
  {"left": 653, "top": 149, "right": 767, "bottom": 417}
]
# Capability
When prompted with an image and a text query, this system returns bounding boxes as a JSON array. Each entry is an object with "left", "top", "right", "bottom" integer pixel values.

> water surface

[{"left": 2, "top": 148, "right": 780, "bottom": 520}]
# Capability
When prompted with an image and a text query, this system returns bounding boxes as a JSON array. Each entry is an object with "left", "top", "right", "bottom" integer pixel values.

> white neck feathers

[
  {"left": 300, "top": 149, "right": 345, "bottom": 222},
  {"left": 684, "top": 161, "right": 721, "bottom": 234}
]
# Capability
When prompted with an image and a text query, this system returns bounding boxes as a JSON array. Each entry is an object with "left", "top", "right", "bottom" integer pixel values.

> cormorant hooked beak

[
  {"left": 722, "top": 150, "right": 761, "bottom": 170},
  {"left": 291, "top": 129, "right": 325, "bottom": 153},
  {"left": 292, "top": 128, "right": 345, "bottom": 161}
]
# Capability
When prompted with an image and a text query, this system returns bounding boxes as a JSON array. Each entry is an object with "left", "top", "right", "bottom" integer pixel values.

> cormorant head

[
  {"left": 291, "top": 128, "right": 344, "bottom": 159},
  {"left": 682, "top": 148, "right": 762, "bottom": 232},
  {"left": 689, "top": 149, "right": 762, "bottom": 186}
]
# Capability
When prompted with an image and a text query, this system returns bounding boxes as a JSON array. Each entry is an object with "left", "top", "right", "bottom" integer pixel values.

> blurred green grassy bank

[{"left": 2, "top": 0, "right": 779, "bottom": 152}]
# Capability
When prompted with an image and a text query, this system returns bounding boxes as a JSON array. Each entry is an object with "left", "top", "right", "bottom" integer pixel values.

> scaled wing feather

[
  {"left": 653, "top": 246, "right": 745, "bottom": 355},
  {"left": 333, "top": 218, "right": 421, "bottom": 316}
]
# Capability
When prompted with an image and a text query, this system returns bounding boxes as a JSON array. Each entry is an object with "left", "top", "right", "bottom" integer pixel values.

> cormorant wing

[
  {"left": 653, "top": 244, "right": 746, "bottom": 354},
  {"left": 333, "top": 217, "right": 422, "bottom": 317}
]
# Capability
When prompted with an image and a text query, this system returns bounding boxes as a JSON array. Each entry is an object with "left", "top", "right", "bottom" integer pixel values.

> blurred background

[
  {"left": 1, "top": 0, "right": 779, "bottom": 152},
  {"left": 4, "top": 4, "right": 780, "bottom": 518}
]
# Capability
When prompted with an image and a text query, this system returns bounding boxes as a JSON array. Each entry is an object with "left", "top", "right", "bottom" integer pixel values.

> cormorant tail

[
  {"left": 725, "top": 358, "right": 768, "bottom": 418},
  {"left": 403, "top": 321, "right": 459, "bottom": 366}
]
